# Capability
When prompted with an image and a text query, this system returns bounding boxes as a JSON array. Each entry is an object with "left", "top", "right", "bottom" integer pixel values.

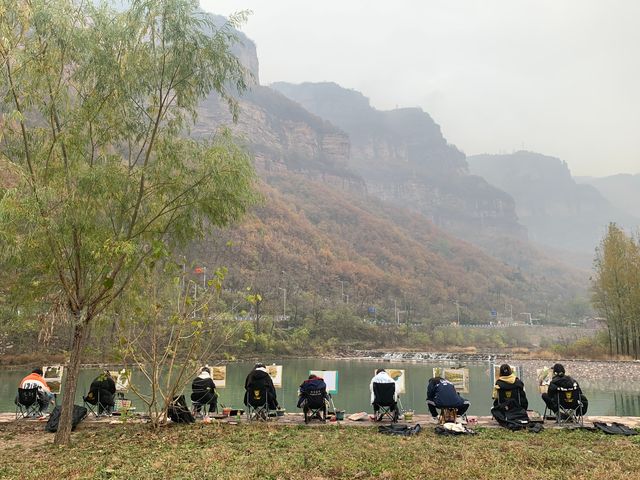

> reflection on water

[{"left": 1, "top": 358, "right": 639, "bottom": 416}]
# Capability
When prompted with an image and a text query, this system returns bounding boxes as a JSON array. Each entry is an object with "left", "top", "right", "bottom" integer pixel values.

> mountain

[
  {"left": 576, "top": 174, "right": 640, "bottom": 219},
  {"left": 188, "top": 82, "right": 587, "bottom": 320},
  {"left": 270, "top": 82, "right": 526, "bottom": 242},
  {"left": 194, "top": 173, "right": 585, "bottom": 323},
  {"left": 467, "top": 151, "right": 639, "bottom": 254}
]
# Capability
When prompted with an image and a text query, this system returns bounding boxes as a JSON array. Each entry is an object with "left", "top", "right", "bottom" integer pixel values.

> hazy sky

[{"left": 202, "top": 1, "right": 640, "bottom": 177}]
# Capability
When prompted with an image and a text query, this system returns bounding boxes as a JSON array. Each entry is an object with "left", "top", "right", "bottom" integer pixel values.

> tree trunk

[{"left": 54, "top": 318, "right": 89, "bottom": 446}]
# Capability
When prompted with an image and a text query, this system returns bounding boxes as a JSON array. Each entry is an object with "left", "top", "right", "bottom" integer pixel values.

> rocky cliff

[
  {"left": 468, "top": 151, "right": 639, "bottom": 253},
  {"left": 194, "top": 86, "right": 363, "bottom": 191},
  {"left": 576, "top": 173, "right": 640, "bottom": 219},
  {"left": 270, "top": 82, "right": 526, "bottom": 242}
]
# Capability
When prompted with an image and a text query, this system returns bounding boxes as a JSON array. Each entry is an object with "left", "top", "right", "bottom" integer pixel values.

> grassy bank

[{"left": 1, "top": 422, "right": 639, "bottom": 479}]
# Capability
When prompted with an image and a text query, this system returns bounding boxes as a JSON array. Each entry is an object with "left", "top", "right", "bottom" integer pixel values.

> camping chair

[
  {"left": 83, "top": 390, "right": 111, "bottom": 417},
  {"left": 15, "top": 387, "right": 41, "bottom": 419},
  {"left": 246, "top": 388, "right": 272, "bottom": 421},
  {"left": 552, "top": 386, "right": 584, "bottom": 426},
  {"left": 372, "top": 382, "right": 399, "bottom": 423},
  {"left": 300, "top": 389, "right": 328, "bottom": 424}
]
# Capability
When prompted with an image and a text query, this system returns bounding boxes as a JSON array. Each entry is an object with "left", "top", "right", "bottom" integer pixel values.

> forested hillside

[{"left": 193, "top": 172, "right": 586, "bottom": 326}]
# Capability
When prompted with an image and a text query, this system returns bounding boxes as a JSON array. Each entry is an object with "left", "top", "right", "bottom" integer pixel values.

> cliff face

[
  {"left": 468, "top": 151, "right": 640, "bottom": 253},
  {"left": 577, "top": 174, "right": 640, "bottom": 219},
  {"left": 194, "top": 86, "right": 363, "bottom": 191},
  {"left": 270, "top": 82, "right": 525, "bottom": 241}
]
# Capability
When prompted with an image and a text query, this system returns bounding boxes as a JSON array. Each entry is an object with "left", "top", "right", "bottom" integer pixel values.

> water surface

[{"left": 3, "top": 358, "right": 639, "bottom": 416}]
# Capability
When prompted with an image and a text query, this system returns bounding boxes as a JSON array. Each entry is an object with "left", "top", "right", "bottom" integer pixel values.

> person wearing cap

[
  {"left": 244, "top": 363, "right": 279, "bottom": 409},
  {"left": 17, "top": 367, "right": 55, "bottom": 413},
  {"left": 191, "top": 367, "right": 218, "bottom": 416},
  {"left": 492, "top": 364, "right": 528, "bottom": 409},
  {"left": 87, "top": 370, "right": 117, "bottom": 415},
  {"left": 541, "top": 363, "right": 589, "bottom": 415}
]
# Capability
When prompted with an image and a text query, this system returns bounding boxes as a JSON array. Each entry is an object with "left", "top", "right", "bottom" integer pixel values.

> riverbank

[{"left": 1, "top": 420, "right": 639, "bottom": 479}]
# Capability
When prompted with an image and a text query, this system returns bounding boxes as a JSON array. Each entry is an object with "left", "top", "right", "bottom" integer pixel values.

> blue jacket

[
  {"left": 427, "top": 379, "right": 465, "bottom": 408},
  {"left": 299, "top": 378, "right": 328, "bottom": 397}
]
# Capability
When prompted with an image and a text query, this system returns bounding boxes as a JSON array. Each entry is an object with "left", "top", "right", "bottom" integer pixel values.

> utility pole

[
  {"left": 394, "top": 299, "right": 398, "bottom": 324},
  {"left": 453, "top": 300, "right": 461, "bottom": 325},
  {"left": 278, "top": 287, "right": 287, "bottom": 321}
]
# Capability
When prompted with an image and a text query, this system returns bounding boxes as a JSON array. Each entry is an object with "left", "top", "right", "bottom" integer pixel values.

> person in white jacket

[{"left": 370, "top": 368, "right": 399, "bottom": 420}]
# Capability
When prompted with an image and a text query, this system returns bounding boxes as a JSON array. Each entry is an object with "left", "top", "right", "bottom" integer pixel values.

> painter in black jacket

[
  {"left": 541, "top": 363, "right": 588, "bottom": 415},
  {"left": 191, "top": 367, "right": 218, "bottom": 414},
  {"left": 244, "top": 363, "right": 279, "bottom": 409},
  {"left": 87, "top": 370, "right": 116, "bottom": 414}
]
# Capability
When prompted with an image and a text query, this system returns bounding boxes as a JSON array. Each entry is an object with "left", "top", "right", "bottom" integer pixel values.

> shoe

[{"left": 429, "top": 416, "right": 439, "bottom": 424}]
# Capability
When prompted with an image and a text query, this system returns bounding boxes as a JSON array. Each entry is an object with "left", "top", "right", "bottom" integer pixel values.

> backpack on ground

[
  {"left": 378, "top": 423, "right": 422, "bottom": 436},
  {"left": 168, "top": 395, "right": 195, "bottom": 424},
  {"left": 45, "top": 405, "right": 88, "bottom": 433}
]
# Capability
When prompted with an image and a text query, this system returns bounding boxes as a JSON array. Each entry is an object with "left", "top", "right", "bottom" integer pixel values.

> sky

[{"left": 201, "top": 0, "right": 640, "bottom": 177}]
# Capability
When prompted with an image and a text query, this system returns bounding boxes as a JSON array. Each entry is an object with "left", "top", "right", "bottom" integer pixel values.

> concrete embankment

[{"left": 3, "top": 412, "right": 640, "bottom": 429}]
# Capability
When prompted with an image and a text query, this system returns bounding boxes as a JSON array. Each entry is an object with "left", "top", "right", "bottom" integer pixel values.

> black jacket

[
  {"left": 88, "top": 375, "right": 116, "bottom": 406},
  {"left": 547, "top": 374, "right": 581, "bottom": 398},
  {"left": 493, "top": 377, "right": 528, "bottom": 409},
  {"left": 191, "top": 376, "right": 216, "bottom": 403},
  {"left": 427, "top": 379, "right": 465, "bottom": 408},
  {"left": 244, "top": 368, "right": 278, "bottom": 406}
]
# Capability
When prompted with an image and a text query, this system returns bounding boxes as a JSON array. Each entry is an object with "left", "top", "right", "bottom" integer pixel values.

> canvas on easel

[
  {"left": 373, "top": 368, "right": 406, "bottom": 394},
  {"left": 433, "top": 367, "right": 469, "bottom": 393},
  {"left": 110, "top": 368, "right": 131, "bottom": 393},
  {"left": 210, "top": 365, "right": 226, "bottom": 388},
  {"left": 536, "top": 367, "right": 558, "bottom": 394},
  {"left": 266, "top": 365, "right": 283, "bottom": 388},
  {"left": 309, "top": 370, "right": 338, "bottom": 394},
  {"left": 43, "top": 365, "right": 64, "bottom": 395}
]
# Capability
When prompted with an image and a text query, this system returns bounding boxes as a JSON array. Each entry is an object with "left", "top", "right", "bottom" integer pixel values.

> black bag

[
  {"left": 45, "top": 405, "right": 88, "bottom": 433},
  {"left": 378, "top": 423, "right": 422, "bottom": 436},
  {"left": 491, "top": 400, "right": 530, "bottom": 431},
  {"left": 594, "top": 422, "right": 638, "bottom": 436},
  {"left": 168, "top": 395, "right": 195, "bottom": 424}
]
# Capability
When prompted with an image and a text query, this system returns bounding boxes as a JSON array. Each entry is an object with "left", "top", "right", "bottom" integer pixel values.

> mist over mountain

[
  {"left": 467, "top": 151, "right": 639, "bottom": 254},
  {"left": 186, "top": 47, "right": 586, "bottom": 319},
  {"left": 270, "top": 81, "right": 526, "bottom": 245},
  {"left": 576, "top": 174, "right": 640, "bottom": 219}
]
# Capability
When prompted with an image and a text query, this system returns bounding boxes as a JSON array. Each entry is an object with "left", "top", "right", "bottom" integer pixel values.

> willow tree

[{"left": 0, "top": 0, "right": 257, "bottom": 445}]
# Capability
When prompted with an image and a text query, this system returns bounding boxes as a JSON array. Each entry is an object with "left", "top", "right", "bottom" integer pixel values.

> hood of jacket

[{"left": 371, "top": 371, "right": 395, "bottom": 384}]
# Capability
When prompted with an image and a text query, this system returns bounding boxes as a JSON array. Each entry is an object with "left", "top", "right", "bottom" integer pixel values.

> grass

[{"left": 1, "top": 422, "right": 639, "bottom": 479}]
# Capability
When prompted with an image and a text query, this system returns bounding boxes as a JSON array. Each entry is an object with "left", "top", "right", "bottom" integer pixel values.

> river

[{"left": 3, "top": 358, "right": 640, "bottom": 416}]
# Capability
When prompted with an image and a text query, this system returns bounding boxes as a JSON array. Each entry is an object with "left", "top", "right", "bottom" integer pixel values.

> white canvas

[
  {"left": 43, "top": 365, "right": 64, "bottom": 395},
  {"left": 433, "top": 367, "right": 470, "bottom": 393},
  {"left": 309, "top": 370, "right": 338, "bottom": 394},
  {"left": 110, "top": 368, "right": 131, "bottom": 392},
  {"left": 373, "top": 368, "right": 406, "bottom": 394},
  {"left": 266, "top": 365, "right": 283, "bottom": 388}
]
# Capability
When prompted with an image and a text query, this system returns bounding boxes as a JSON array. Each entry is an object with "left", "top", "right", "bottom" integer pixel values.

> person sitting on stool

[
  {"left": 191, "top": 367, "right": 218, "bottom": 416},
  {"left": 427, "top": 376, "right": 470, "bottom": 421}
]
